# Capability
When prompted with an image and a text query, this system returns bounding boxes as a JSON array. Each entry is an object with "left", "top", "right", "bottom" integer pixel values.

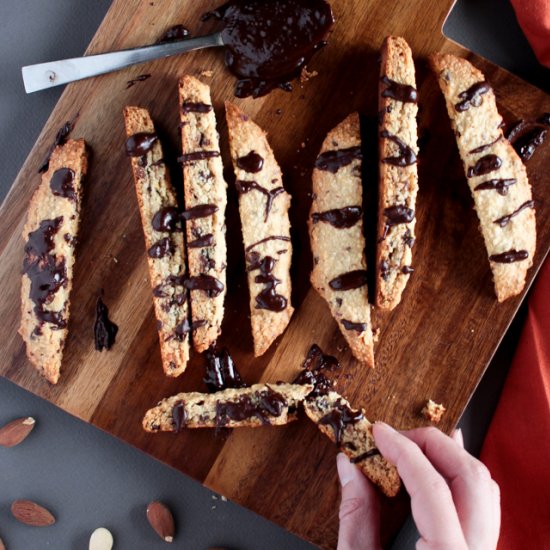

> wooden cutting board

[{"left": 1, "top": 0, "right": 549, "bottom": 547}]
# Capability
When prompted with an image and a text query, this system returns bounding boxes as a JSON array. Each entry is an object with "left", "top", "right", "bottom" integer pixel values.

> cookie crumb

[
  {"left": 200, "top": 70, "right": 214, "bottom": 78},
  {"left": 300, "top": 67, "right": 318, "bottom": 82},
  {"left": 421, "top": 399, "right": 446, "bottom": 423}
]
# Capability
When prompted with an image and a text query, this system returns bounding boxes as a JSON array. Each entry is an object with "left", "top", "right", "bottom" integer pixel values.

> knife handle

[{"left": 21, "top": 33, "right": 223, "bottom": 94}]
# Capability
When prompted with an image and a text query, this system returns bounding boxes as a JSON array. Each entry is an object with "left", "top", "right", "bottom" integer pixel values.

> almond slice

[
  {"left": 146, "top": 501, "right": 175, "bottom": 543},
  {"left": 89, "top": 527, "right": 114, "bottom": 550},
  {"left": 0, "top": 417, "right": 35, "bottom": 447},
  {"left": 11, "top": 500, "right": 55, "bottom": 526}
]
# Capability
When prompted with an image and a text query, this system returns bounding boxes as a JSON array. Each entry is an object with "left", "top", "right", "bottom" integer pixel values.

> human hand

[{"left": 337, "top": 424, "right": 500, "bottom": 550}]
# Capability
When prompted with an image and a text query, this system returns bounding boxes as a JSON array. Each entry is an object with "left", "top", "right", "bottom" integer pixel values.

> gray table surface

[{"left": 1, "top": 1, "right": 548, "bottom": 549}]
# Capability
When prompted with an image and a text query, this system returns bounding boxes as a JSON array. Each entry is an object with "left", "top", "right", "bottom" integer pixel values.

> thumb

[{"left": 337, "top": 453, "right": 381, "bottom": 550}]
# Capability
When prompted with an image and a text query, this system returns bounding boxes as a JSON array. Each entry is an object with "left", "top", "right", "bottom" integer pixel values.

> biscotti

[
  {"left": 309, "top": 113, "right": 375, "bottom": 367},
  {"left": 142, "top": 382, "right": 313, "bottom": 432},
  {"left": 431, "top": 54, "right": 536, "bottom": 301},
  {"left": 225, "top": 102, "right": 294, "bottom": 356},
  {"left": 124, "top": 106, "right": 190, "bottom": 377},
  {"left": 178, "top": 75, "right": 227, "bottom": 353},
  {"left": 20, "top": 139, "right": 88, "bottom": 384},
  {"left": 376, "top": 36, "right": 419, "bottom": 310}
]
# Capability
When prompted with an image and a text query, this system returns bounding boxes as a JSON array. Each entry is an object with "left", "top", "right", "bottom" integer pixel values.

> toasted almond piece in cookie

[
  {"left": 19, "top": 138, "right": 88, "bottom": 384},
  {"left": 377, "top": 36, "right": 419, "bottom": 310},
  {"left": 309, "top": 113, "right": 374, "bottom": 367},
  {"left": 431, "top": 54, "right": 536, "bottom": 301},
  {"left": 142, "top": 382, "right": 313, "bottom": 431},
  {"left": 225, "top": 102, "right": 294, "bottom": 356},
  {"left": 178, "top": 75, "right": 227, "bottom": 353},
  {"left": 304, "top": 390, "right": 400, "bottom": 497},
  {"left": 124, "top": 106, "right": 190, "bottom": 377}
]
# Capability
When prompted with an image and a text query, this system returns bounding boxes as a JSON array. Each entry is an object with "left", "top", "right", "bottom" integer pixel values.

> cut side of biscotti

[
  {"left": 124, "top": 106, "right": 190, "bottom": 377},
  {"left": 178, "top": 75, "right": 227, "bottom": 353},
  {"left": 142, "top": 382, "right": 313, "bottom": 431},
  {"left": 20, "top": 139, "right": 88, "bottom": 384},
  {"left": 304, "top": 390, "right": 400, "bottom": 497},
  {"left": 431, "top": 54, "right": 536, "bottom": 302},
  {"left": 225, "top": 102, "right": 294, "bottom": 356},
  {"left": 377, "top": 36, "right": 419, "bottom": 310},
  {"left": 309, "top": 113, "right": 374, "bottom": 367}
]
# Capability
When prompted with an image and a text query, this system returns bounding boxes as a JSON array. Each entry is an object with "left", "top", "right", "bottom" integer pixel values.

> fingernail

[
  {"left": 336, "top": 453, "right": 354, "bottom": 487},
  {"left": 373, "top": 421, "right": 395, "bottom": 433}
]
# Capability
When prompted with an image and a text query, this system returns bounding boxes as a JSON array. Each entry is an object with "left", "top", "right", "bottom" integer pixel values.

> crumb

[
  {"left": 300, "top": 67, "right": 318, "bottom": 83},
  {"left": 112, "top": 257, "right": 119, "bottom": 264},
  {"left": 373, "top": 328, "right": 381, "bottom": 343},
  {"left": 211, "top": 495, "right": 218, "bottom": 500},
  {"left": 200, "top": 70, "right": 214, "bottom": 78},
  {"left": 221, "top": 495, "right": 227, "bottom": 502},
  {"left": 421, "top": 400, "right": 446, "bottom": 424},
  {"left": 275, "top": 108, "right": 283, "bottom": 115},
  {"left": 301, "top": 142, "right": 306, "bottom": 148}
]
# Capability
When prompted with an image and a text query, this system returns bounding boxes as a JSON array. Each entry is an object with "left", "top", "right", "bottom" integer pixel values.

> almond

[
  {"left": 89, "top": 527, "right": 114, "bottom": 550},
  {"left": 146, "top": 501, "right": 175, "bottom": 543},
  {"left": 11, "top": 500, "right": 55, "bottom": 527},
  {"left": 0, "top": 417, "right": 35, "bottom": 447}
]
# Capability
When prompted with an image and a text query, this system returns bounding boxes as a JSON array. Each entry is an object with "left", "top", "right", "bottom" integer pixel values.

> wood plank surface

[{"left": 1, "top": 1, "right": 549, "bottom": 547}]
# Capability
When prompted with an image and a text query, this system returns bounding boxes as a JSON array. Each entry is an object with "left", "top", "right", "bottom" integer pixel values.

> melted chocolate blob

[
  {"left": 125, "top": 133, "right": 158, "bottom": 157},
  {"left": 188, "top": 233, "right": 214, "bottom": 248},
  {"left": 315, "top": 146, "right": 362, "bottom": 173},
  {"left": 341, "top": 319, "right": 367, "bottom": 332},
  {"left": 454, "top": 81, "right": 491, "bottom": 112},
  {"left": 173, "top": 319, "right": 207, "bottom": 341},
  {"left": 204, "top": 347, "right": 247, "bottom": 392},
  {"left": 126, "top": 74, "right": 151, "bottom": 89},
  {"left": 513, "top": 127, "right": 547, "bottom": 162},
  {"left": 157, "top": 25, "right": 191, "bottom": 44},
  {"left": 329, "top": 270, "right": 368, "bottom": 291},
  {"left": 474, "top": 178, "right": 516, "bottom": 196},
  {"left": 293, "top": 344, "right": 339, "bottom": 397},
  {"left": 181, "top": 204, "right": 219, "bottom": 220},
  {"left": 247, "top": 253, "right": 287, "bottom": 311},
  {"left": 237, "top": 151, "right": 264, "bottom": 173},
  {"left": 494, "top": 200, "right": 535, "bottom": 228},
  {"left": 467, "top": 154, "right": 502, "bottom": 177},
  {"left": 203, "top": 0, "right": 334, "bottom": 98},
  {"left": 181, "top": 102, "right": 213, "bottom": 113},
  {"left": 177, "top": 151, "right": 220, "bottom": 163},
  {"left": 351, "top": 448, "right": 380, "bottom": 463},
  {"left": 94, "top": 297, "right": 118, "bottom": 351},
  {"left": 403, "top": 228, "right": 415, "bottom": 248},
  {"left": 381, "top": 75, "right": 417, "bottom": 103},
  {"left": 38, "top": 121, "right": 73, "bottom": 173},
  {"left": 380, "top": 131, "right": 417, "bottom": 166},
  {"left": 152, "top": 207, "right": 182, "bottom": 232},
  {"left": 380, "top": 260, "right": 389, "bottom": 281},
  {"left": 50, "top": 168, "right": 76, "bottom": 201},
  {"left": 384, "top": 205, "right": 415, "bottom": 226},
  {"left": 235, "top": 180, "right": 284, "bottom": 222},
  {"left": 184, "top": 274, "right": 225, "bottom": 297},
  {"left": 311, "top": 206, "right": 362, "bottom": 229},
  {"left": 402, "top": 265, "right": 414, "bottom": 274},
  {"left": 147, "top": 237, "right": 174, "bottom": 259},
  {"left": 319, "top": 399, "right": 363, "bottom": 446},
  {"left": 172, "top": 401, "right": 187, "bottom": 433},
  {"left": 489, "top": 249, "right": 529, "bottom": 263},
  {"left": 216, "top": 387, "right": 287, "bottom": 426}
]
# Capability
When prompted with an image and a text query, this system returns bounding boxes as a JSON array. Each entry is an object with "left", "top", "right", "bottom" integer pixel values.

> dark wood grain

[{"left": 1, "top": 1, "right": 549, "bottom": 548}]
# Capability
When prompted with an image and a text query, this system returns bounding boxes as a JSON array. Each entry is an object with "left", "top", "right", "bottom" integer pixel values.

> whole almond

[
  {"left": 0, "top": 417, "right": 35, "bottom": 447},
  {"left": 11, "top": 500, "right": 55, "bottom": 526},
  {"left": 146, "top": 501, "right": 175, "bottom": 543},
  {"left": 89, "top": 527, "right": 114, "bottom": 550}
]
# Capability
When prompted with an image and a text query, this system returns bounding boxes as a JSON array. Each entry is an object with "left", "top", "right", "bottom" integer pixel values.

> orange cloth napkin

[
  {"left": 480, "top": 256, "right": 550, "bottom": 548},
  {"left": 510, "top": 0, "right": 550, "bottom": 68}
]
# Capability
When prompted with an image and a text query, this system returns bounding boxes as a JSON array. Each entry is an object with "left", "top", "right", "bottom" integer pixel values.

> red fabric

[
  {"left": 481, "top": 256, "right": 550, "bottom": 549},
  {"left": 509, "top": 0, "right": 550, "bottom": 68}
]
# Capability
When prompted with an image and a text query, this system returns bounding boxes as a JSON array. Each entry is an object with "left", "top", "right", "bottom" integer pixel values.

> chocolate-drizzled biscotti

[
  {"left": 309, "top": 113, "right": 374, "bottom": 367},
  {"left": 225, "top": 102, "right": 294, "bottom": 356},
  {"left": 124, "top": 106, "right": 190, "bottom": 377},
  {"left": 431, "top": 54, "right": 536, "bottom": 301},
  {"left": 178, "top": 76, "right": 227, "bottom": 353},
  {"left": 377, "top": 36, "right": 419, "bottom": 310},
  {"left": 20, "top": 139, "right": 88, "bottom": 384},
  {"left": 142, "top": 382, "right": 313, "bottom": 432}
]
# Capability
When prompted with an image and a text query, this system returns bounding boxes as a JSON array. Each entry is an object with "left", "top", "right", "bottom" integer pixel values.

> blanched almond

[
  {"left": 11, "top": 500, "right": 55, "bottom": 526},
  {"left": 0, "top": 417, "right": 35, "bottom": 447},
  {"left": 89, "top": 527, "right": 114, "bottom": 550},
  {"left": 146, "top": 501, "right": 175, "bottom": 543}
]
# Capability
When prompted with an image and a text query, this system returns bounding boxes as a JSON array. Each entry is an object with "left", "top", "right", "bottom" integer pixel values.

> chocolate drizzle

[
  {"left": 237, "top": 151, "right": 264, "bottom": 173},
  {"left": 341, "top": 319, "right": 367, "bottom": 332},
  {"left": 311, "top": 206, "right": 362, "bottom": 229},
  {"left": 183, "top": 274, "right": 224, "bottom": 297},
  {"left": 38, "top": 121, "right": 73, "bottom": 173},
  {"left": 188, "top": 234, "right": 214, "bottom": 248},
  {"left": 245, "top": 235, "right": 291, "bottom": 253},
  {"left": 126, "top": 74, "right": 151, "bottom": 89},
  {"left": 247, "top": 253, "right": 287, "bottom": 311},
  {"left": 181, "top": 102, "right": 213, "bottom": 113},
  {"left": 177, "top": 151, "right": 220, "bottom": 163},
  {"left": 172, "top": 401, "right": 187, "bottom": 433},
  {"left": 512, "top": 127, "right": 547, "bottom": 162},
  {"left": 493, "top": 200, "right": 535, "bottom": 228},
  {"left": 380, "top": 205, "right": 415, "bottom": 240},
  {"left": 329, "top": 270, "right": 368, "bottom": 291},
  {"left": 381, "top": 75, "right": 417, "bottom": 103},
  {"left": 489, "top": 249, "right": 529, "bottom": 263},
  {"left": 402, "top": 265, "right": 414, "bottom": 274},
  {"left": 94, "top": 297, "right": 118, "bottom": 351},
  {"left": 454, "top": 81, "right": 491, "bottom": 112},
  {"left": 204, "top": 347, "right": 247, "bottom": 392},
  {"left": 473, "top": 178, "right": 516, "bottom": 196},
  {"left": 125, "top": 133, "right": 158, "bottom": 157},
  {"left": 173, "top": 319, "right": 207, "bottom": 341},
  {"left": 152, "top": 207, "right": 183, "bottom": 232},
  {"left": 293, "top": 344, "right": 339, "bottom": 398},
  {"left": 468, "top": 135, "right": 501, "bottom": 155},
  {"left": 467, "top": 154, "right": 502, "bottom": 177},
  {"left": 380, "top": 131, "right": 417, "bottom": 166},
  {"left": 181, "top": 204, "right": 219, "bottom": 220},
  {"left": 351, "top": 448, "right": 380, "bottom": 463},
  {"left": 202, "top": 0, "right": 334, "bottom": 98},
  {"left": 50, "top": 168, "right": 76, "bottom": 200},
  {"left": 147, "top": 237, "right": 174, "bottom": 259},
  {"left": 319, "top": 399, "right": 363, "bottom": 446},
  {"left": 157, "top": 25, "right": 191, "bottom": 44},
  {"left": 235, "top": 180, "right": 284, "bottom": 222},
  {"left": 315, "top": 146, "right": 362, "bottom": 173}
]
